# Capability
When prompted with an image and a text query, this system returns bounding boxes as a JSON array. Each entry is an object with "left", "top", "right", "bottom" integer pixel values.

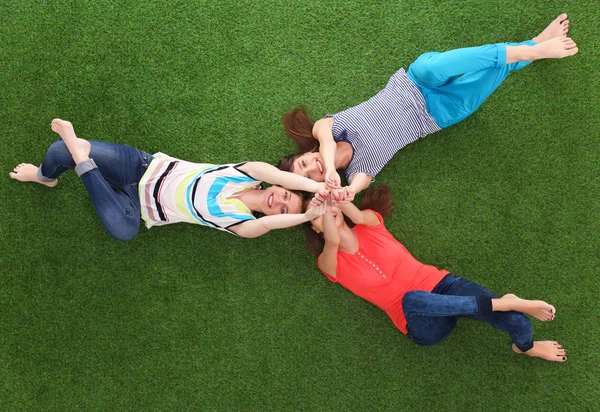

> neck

[
  {"left": 336, "top": 224, "right": 359, "bottom": 254},
  {"left": 232, "top": 189, "right": 262, "bottom": 213},
  {"left": 334, "top": 141, "right": 353, "bottom": 169}
]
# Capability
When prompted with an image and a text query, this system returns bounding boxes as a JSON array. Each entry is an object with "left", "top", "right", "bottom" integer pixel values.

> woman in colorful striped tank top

[
  {"left": 279, "top": 14, "right": 576, "bottom": 200},
  {"left": 303, "top": 186, "right": 567, "bottom": 363},
  {"left": 9, "top": 119, "right": 327, "bottom": 241}
]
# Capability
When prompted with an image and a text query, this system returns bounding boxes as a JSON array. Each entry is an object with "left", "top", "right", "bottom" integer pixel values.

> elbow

[
  {"left": 311, "top": 120, "right": 321, "bottom": 136},
  {"left": 312, "top": 119, "right": 328, "bottom": 139}
]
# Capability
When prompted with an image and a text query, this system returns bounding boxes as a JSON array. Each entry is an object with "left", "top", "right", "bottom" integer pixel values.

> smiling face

[
  {"left": 292, "top": 152, "right": 326, "bottom": 182},
  {"left": 260, "top": 186, "right": 302, "bottom": 216}
]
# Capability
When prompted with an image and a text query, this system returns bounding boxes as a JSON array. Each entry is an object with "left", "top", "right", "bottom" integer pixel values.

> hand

[
  {"left": 327, "top": 186, "right": 355, "bottom": 204},
  {"left": 325, "top": 169, "right": 341, "bottom": 190},
  {"left": 305, "top": 199, "right": 327, "bottom": 220},
  {"left": 310, "top": 189, "right": 329, "bottom": 207},
  {"left": 342, "top": 186, "right": 356, "bottom": 203}
]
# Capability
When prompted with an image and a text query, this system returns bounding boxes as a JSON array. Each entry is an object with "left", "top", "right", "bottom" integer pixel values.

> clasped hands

[{"left": 311, "top": 169, "right": 355, "bottom": 207}]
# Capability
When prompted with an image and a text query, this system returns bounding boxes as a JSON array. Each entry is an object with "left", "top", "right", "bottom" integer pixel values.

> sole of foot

[{"left": 9, "top": 163, "right": 58, "bottom": 187}]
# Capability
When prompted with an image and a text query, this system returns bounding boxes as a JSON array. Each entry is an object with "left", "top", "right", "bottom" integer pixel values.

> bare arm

[
  {"left": 347, "top": 173, "right": 373, "bottom": 197},
  {"left": 239, "top": 162, "right": 325, "bottom": 193},
  {"left": 313, "top": 118, "right": 341, "bottom": 187},
  {"left": 338, "top": 201, "right": 380, "bottom": 227},
  {"left": 318, "top": 198, "right": 340, "bottom": 278},
  {"left": 230, "top": 205, "right": 326, "bottom": 238}
]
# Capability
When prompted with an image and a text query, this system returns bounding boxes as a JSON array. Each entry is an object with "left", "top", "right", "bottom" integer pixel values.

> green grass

[{"left": 1, "top": 1, "right": 599, "bottom": 410}]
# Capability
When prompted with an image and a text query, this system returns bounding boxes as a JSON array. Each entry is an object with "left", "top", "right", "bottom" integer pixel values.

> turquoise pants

[{"left": 407, "top": 40, "right": 535, "bottom": 128}]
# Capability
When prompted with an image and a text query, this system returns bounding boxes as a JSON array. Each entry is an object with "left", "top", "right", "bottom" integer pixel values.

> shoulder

[
  {"left": 355, "top": 209, "right": 384, "bottom": 230},
  {"left": 313, "top": 117, "right": 334, "bottom": 133}
]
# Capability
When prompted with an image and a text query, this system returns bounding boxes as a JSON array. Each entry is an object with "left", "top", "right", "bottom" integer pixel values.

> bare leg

[
  {"left": 492, "top": 293, "right": 555, "bottom": 321},
  {"left": 513, "top": 341, "right": 567, "bottom": 362},
  {"left": 507, "top": 14, "right": 577, "bottom": 63}
]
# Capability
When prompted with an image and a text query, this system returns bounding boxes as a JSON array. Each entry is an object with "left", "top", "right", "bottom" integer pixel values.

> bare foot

[
  {"left": 9, "top": 163, "right": 58, "bottom": 187},
  {"left": 512, "top": 341, "right": 567, "bottom": 362},
  {"left": 50, "top": 119, "right": 91, "bottom": 165},
  {"left": 533, "top": 36, "right": 578, "bottom": 59},
  {"left": 494, "top": 294, "right": 555, "bottom": 321},
  {"left": 533, "top": 13, "right": 569, "bottom": 43}
]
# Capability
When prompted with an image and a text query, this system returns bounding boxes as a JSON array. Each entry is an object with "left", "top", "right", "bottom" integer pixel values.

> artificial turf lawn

[{"left": 1, "top": 0, "right": 599, "bottom": 410}]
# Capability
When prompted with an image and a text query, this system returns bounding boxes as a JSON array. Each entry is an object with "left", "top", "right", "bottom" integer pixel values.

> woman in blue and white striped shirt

[{"left": 279, "top": 14, "right": 576, "bottom": 200}]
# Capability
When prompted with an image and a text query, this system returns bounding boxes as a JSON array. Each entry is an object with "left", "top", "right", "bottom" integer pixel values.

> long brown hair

[
  {"left": 282, "top": 107, "right": 319, "bottom": 153},
  {"left": 276, "top": 153, "right": 300, "bottom": 173},
  {"left": 304, "top": 185, "right": 393, "bottom": 255}
]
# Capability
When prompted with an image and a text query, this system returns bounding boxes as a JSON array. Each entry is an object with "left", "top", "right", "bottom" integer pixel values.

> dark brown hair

[
  {"left": 303, "top": 185, "right": 394, "bottom": 255},
  {"left": 277, "top": 153, "right": 300, "bottom": 173},
  {"left": 282, "top": 107, "right": 319, "bottom": 153}
]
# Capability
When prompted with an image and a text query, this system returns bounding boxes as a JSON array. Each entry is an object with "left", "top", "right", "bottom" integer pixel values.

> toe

[{"left": 557, "top": 13, "right": 568, "bottom": 21}]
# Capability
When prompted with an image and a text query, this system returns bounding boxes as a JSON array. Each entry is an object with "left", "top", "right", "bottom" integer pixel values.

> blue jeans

[
  {"left": 39, "top": 139, "right": 153, "bottom": 241},
  {"left": 402, "top": 274, "right": 534, "bottom": 352},
  {"left": 407, "top": 41, "right": 535, "bottom": 128}
]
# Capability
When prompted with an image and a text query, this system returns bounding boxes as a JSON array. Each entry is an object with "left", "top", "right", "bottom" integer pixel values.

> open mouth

[
  {"left": 268, "top": 193, "right": 274, "bottom": 208},
  {"left": 316, "top": 159, "right": 323, "bottom": 174}
]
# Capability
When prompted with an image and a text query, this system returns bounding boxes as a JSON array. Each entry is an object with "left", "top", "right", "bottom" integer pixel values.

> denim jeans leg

[
  {"left": 433, "top": 275, "right": 534, "bottom": 352},
  {"left": 403, "top": 288, "right": 478, "bottom": 346},
  {"left": 78, "top": 165, "right": 141, "bottom": 241},
  {"left": 39, "top": 139, "right": 153, "bottom": 186},
  {"left": 86, "top": 140, "right": 153, "bottom": 186},
  {"left": 39, "top": 139, "right": 77, "bottom": 181}
]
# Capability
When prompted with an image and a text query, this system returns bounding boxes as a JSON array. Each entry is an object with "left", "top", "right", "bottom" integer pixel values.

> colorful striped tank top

[{"left": 138, "top": 153, "right": 260, "bottom": 234}]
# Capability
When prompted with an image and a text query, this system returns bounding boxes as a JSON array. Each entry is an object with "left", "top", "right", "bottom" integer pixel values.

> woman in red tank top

[{"left": 304, "top": 185, "right": 567, "bottom": 363}]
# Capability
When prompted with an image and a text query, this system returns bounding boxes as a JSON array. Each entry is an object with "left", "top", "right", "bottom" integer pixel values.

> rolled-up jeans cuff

[
  {"left": 516, "top": 340, "right": 535, "bottom": 353},
  {"left": 75, "top": 158, "right": 98, "bottom": 177},
  {"left": 477, "top": 296, "right": 493, "bottom": 315},
  {"left": 37, "top": 165, "right": 57, "bottom": 182}
]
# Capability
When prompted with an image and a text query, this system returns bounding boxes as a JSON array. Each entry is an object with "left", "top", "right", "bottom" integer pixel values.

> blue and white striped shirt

[{"left": 329, "top": 68, "right": 440, "bottom": 183}]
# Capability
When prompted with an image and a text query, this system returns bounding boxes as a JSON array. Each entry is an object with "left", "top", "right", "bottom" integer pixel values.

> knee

[
  {"left": 107, "top": 226, "right": 138, "bottom": 242},
  {"left": 46, "top": 139, "right": 69, "bottom": 157},
  {"left": 408, "top": 52, "right": 441, "bottom": 85},
  {"left": 402, "top": 290, "right": 430, "bottom": 313}
]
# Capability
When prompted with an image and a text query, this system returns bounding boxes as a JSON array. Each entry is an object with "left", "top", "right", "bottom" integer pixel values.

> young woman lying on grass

[
  {"left": 280, "top": 14, "right": 576, "bottom": 200},
  {"left": 9, "top": 119, "right": 325, "bottom": 241},
  {"left": 305, "top": 186, "right": 567, "bottom": 362}
]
